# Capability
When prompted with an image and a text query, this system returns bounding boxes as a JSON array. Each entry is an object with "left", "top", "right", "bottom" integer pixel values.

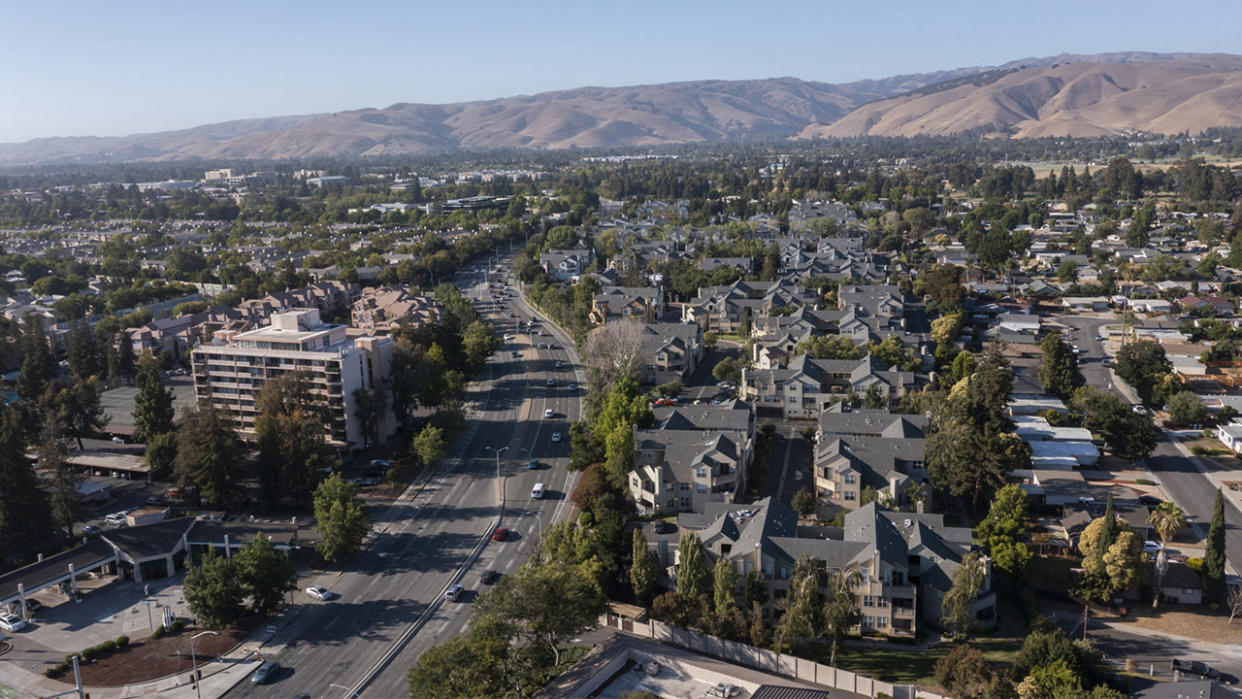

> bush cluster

[{"left": 44, "top": 635, "right": 130, "bottom": 677}]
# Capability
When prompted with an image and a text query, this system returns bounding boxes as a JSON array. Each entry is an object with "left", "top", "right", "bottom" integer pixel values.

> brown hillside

[{"left": 800, "top": 57, "right": 1242, "bottom": 139}]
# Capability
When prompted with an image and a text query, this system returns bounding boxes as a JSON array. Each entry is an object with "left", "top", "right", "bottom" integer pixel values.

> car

[
  {"left": 503, "top": 334, "right": 513, "bottom": 340},
  {"left": 1133, "top": 405, "right": 1151, "bottom": 415},
  {"left": 251, "top": 661, "right": 279, "bottom": 684},
  {"left": 555, "top": 361, "right": 565, "bottom": 368},
  {"left": 369, "top": 459, "right": 391, "bottom": 468},
  {"left": 1101, "top": 357, "right": 1112, "bottom": 367},
  {"left": 551, "top": 432, "right": 562, "bottom": 442},
  {"left": 145, "top": 495, "right": 164, "bottom": 505},
  {"left": 528, "top": 459, "right": 539, "bottom": 470},
  {"left": 654, "top": 398, "right": 675, "bottom": 406},
  {"left": 492, "top": 527, "right": 510, "bottom": 541},
  {"left": 305, "top": 585, "right": 331, "bottom": 601},
  {"left": 1172, "top": 659, "right": 1221, "bottom": 680},
  {"left": 1144, "top": 540, "right": 1163, "bottom": 553},
  {"left": 544, "top": 408, "right": 554, "bottom": 418},
  {"left": 445, "top": 584, "right": 465, "bottom": 602},
  {"left": 82, "top": 524, "right": 102, "bottom": 535},
  {"left": 111, "top": 436, "right": 126, "bottom": 444},
  {"left": 0, "top": 613, "right": 26, "bottom": 632},
  {"left": 708, "top": 684, "right": 742, "bottom": 698},
  {"left": 546, "top": 378, "right": 555, "bottom": 386},
  {"left": 481, "top": 569, "right": 501, "bottom": 585},
  {"left": 537, "top": 343, "right": 546, "bottom": 349},
  {"left": 104, "top": 513, "right": 127, "bottom": 526}
]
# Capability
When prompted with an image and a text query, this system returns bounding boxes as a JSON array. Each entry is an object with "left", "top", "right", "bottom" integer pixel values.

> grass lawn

[{"left": 803, "top": 637, "right": 1021, "bottom": 690}]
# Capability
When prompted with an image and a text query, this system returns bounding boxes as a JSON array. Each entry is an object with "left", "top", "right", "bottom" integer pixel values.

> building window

[
  {"left": 863, "top": 596, "right": 874, "bottom": 607},
  {"left": 843, "top": 474, "right": 856, "bottom": 485},
  {"left": 844, "top": 492, "right": 857, "bottom": 501}
]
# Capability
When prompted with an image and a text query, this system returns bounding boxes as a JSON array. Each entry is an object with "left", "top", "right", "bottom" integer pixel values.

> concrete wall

[{"left": 604, "top": 614, "right": 946, "bottom": 699}]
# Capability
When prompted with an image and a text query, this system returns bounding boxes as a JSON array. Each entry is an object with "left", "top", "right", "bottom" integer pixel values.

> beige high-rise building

[{"left": 191, "top": 308, "right": 396, "bottom": 448}]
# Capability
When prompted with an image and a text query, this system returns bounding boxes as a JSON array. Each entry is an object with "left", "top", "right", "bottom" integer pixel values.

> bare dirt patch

[
  {"left": 49, "top": 615, "right": 264, "bottom": 687},
  {"left": 1124, "top": 605, "right": 1242, "bottom": 644}
]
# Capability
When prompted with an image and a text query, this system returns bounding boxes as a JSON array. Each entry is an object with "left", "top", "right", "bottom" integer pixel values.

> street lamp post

[
  {"left": 485, "top": 445, "right": 508, "bottom": 474},
  {"left": 189, "top": 630, "right": 219, "bottom": 699}
]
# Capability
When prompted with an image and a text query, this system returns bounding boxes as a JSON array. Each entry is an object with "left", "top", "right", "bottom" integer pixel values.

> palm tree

[
  {"left": 1149, "top": 501, "right": 1187, "bottom": 608},
  {"left": 823, "top": 568, "right": 863, "bottom": 665}
]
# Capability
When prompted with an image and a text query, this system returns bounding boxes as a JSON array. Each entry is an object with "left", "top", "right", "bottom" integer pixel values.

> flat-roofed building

[{"left": 191, "top": 308, "right": 395, "bottom": 448}]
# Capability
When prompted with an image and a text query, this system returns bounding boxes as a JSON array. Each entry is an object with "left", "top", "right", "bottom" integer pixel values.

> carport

[
  {"left": 66, "top": 450, "right": 149, "bottom": 480},
  {"left": 0, "top": 539, "right": 116, "bottom": 618},
  {"left": 102, "top": 518, "right": 196, "bottom": 583}
]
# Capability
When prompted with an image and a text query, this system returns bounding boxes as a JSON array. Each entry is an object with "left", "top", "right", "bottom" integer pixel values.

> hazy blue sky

[{"left": 2, "top": 0, "right": 1240, "bottom": 143}]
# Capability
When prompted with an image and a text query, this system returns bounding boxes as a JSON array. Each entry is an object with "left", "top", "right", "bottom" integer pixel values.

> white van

[{"left": 531, "top": 483, "right": 545, "bottom": 499}]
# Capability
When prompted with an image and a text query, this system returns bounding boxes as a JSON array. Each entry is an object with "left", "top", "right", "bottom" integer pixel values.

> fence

[{"left": 601, "top": 613, "right": 947, "bottom": 699}]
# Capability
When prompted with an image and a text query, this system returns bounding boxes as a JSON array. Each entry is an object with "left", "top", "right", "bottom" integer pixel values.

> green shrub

[
  {"left": 152, "top": 624, "right": 166, "bottom": 638},
  {"left": 1136, "top": 478, "right": 1156, "bottom": 486},
  {"left": 116, "top": 635, "right": 129, "bottom": 647},
  {"left": 171, "top": 619, "right": 186, "bottom": 631}
]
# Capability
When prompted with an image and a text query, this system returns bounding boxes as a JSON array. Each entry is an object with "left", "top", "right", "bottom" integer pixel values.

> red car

[{"left": 492, "top": 527, "right": 509, "bottom": 541}]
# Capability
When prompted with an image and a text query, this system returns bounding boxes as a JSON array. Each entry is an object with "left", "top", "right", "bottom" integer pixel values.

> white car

[
  {"left": 1144, "top": 540, "right": 1163, "bottom": 554},
  {"left": 104, "top": 513, "right": 127, "bottom": 526},
  {"left": 503, "top": 334, "right": 513, "bottom": 341},
  {"left": 445, "top": 584, "right": 465, "bottom": 602},
  {"left": 544, "top": 409, "right": 554, "bottom": 418},
  {"left": 551, "top": 432, "right": 562, "bottom": 443},
  {"left": 0, "top": 613, "right": 26, "bottom": 632},
  {"left": 305, "top": 585, "right": 331, "bottom": 601}
]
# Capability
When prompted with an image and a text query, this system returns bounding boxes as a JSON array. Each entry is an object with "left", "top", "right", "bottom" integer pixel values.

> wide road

[{"left": 233, "top": 258, "right": 584, "bottom": 698}]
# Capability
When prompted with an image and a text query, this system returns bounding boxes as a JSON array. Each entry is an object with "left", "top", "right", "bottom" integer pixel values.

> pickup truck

[{"left": 1172, "top": 659, "right": 1221, "bottom": 680}]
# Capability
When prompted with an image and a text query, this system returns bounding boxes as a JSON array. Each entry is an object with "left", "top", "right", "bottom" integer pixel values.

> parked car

[
  {"left": 111, "top": 436, "right": 126, "bottom": 444},
  {"left": 82, "top": 524, "right": 102, "bottom": 536},
  {"left": 369, "top": 459, "right": 391, "bottom": 468},
  {"left": 492, "top": 527, "right": 509, "bottom": 542},
  {"left": 551, "top": 432, "right": 562, "bottom": 442},
  {"left": 0, "top": 613, "right": 27, "bottom": 632},
  {"left": 1173, "top": 659, "right": 1221, "bottom": 680},
  {"left": 251, "top": 661, "right": 280, "bottom": 684},
  {"left": 445, "top": 584, "right": 465, "bottom": 602},
  {"left": 528, "top": 459, "right": 539, "bottom": 470},
  {"left": 481, "top": 570, "right": 500, "bottom": 585},
  {"left": 305, "top": 585, "right": 331, "bottom": 601},
  {"left": 708, "top": 684, "right": 741, "bottom": 698},
  {"left": 145, "top": 495, "right": 164, "bottom": 505},
  {"left": 1144, "top": 540, "right": 1163, "bottom": 553},
  {"left": 104, "top": 513, "right": 127, "bottom": 526}
]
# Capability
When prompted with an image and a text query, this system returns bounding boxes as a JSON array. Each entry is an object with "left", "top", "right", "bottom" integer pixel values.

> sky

[{"left": 2, "top": 0, "right": 1241, "bottom": 143}]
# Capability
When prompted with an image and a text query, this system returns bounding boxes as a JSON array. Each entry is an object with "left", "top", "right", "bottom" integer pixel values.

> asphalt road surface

[{"left": 232, "top": 258, "right": 584, "bottom": 698}]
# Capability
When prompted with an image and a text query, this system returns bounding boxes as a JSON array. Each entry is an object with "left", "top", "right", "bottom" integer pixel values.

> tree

[
  {"left": 474, "top": 562, "right": 605, "bottom": 666},
  {"left": 713, "top": 558, "right": 739, "bottom": 613},
  {"left": 792, "top": 486, "right": 817, "bottom": 517},
  {"left": 775, "top": 557, "right": 825, "bottom": 652},
  {"left": 40, "top": 410, "right": 81, "bottom": 536},
  {"left": 584, "top": 320, "right": 646, "bottom": 389},
  {"left": 1166, "top": 391, "right": 1209, "bottom": 426},
  {"left": 821, "top": 568, "right": 862, "bottom": 665},
  {"left": 52, "top": 377, "right": 109, "bottom": 450},
  {"left": 975, "top": 484, "right": 1032, "bottom": 577},
  {"left": 1071, "top": 387, "right": 1160, "bottom": 462},
  {"left": 630, "top": 529, "right": 657, "bottom": 603},
  {"left": 183, "top": 551, "right": 244, "bottom": 628},
  {"left": 934, "top": 645, "right": 999, "bottom": 699},
  {"left": 1148, "top": 501, "right": 1186, "bottom": 550},
  {"left": 174, "top": 405, "right": 243, "bottom": 507},
  {"left": 1056, "top": 258, "right": 1079, "bottom": 284},
  {"left": 113, "top": 333, "right": 136, "bottom": 382},
  {"left": 254, "top": 372, "right": 338, "bottom": 505},
  {"left": 313, "top": 473, "right": 371, "bottom": 562},
  {"left": 411, "top": 424, "right": 448, "bottom": 466},
  {"left": 1037, "top": 334, "right": 1083, "bottom": 400},
  {"left": 17, "top": 316, "right": 53, "bottom": 402},
  {"left": 948, "top": 350, "right": 976, "bottom": 386},
  {"left": 745, "top": 568, "right": 768, "bottom": 607},
  {"left": 407, "top": 627, "right": 512, "bottom": 699},
  {"left": 1114, "top": 340, "right": 1174, "bottom": 405},
  {"left": 1016, "top": 659, "right": 1083, "bottom": 699},
  {"left": 942, "top": 552, "right": 987, "bottom": 638},
  {"left": 0, "top": 408, "right": 53, "bottom": 556},
  {"left": 676, "top": 533, "right": 712, "bottom": 604},
  {"left": 924, "top": 265, "right": 965, "bottom": 314},
  {"left": 1205, "top": 489, "right": 1227, "bottom": 604},
  {"left": 1228, "top": 586, "right": 1242, "bottom": 623},
  {"left": 234, "top": 535, "right": 295, "bottom": 614},
  {"left": 1078, "top": 511, "right": 1144, "bottom": 601},
  {"left": 144, "top": 430, "right": 178, "bottom": 478},
  {"left": 132, "top": 353, "right": 175, "bottom": 443},
  {"left": 712, "top": 357, "right": 743, "bottom": 386}
]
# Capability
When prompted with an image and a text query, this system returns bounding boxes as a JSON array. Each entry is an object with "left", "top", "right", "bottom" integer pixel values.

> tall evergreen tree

[
  {"left": 676, "top": 533, "right": 712, "bottom": 604},
  {"left": 39, "top": 409, "right": 81, "bottom": 536},
  {"left": 629, "top": 529, "right": 657, "bottom": 603},
  {"left": 174, "top": 405, "right": 243, "bottom": 507},
  {"left": 0, "top": 407, "right": 54, "bottom": 556},
  {"left": 1205, "top": 489, "right": 1227, "bottom": 604},
  {"left": 255, "top": 372, "right": 337, "bottom": 504},
  {"left": 53, "top": 376, "right": 109, "bottom": 450},
  {"left": 1037, "top": 333, "right": 1083, "bottom": 399},
  {"left": 17, "top": 316, "right": 52, "bottom": 402},
  {"left": 132, "top": 353, "right": 174, "bottom": 443},
  {"left": 113, "top": 332, "right": 136, "bottom": 383}
]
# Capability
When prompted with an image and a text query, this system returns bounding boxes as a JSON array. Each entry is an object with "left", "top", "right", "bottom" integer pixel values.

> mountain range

[{"left": 3, "top": 52, "right": 1241, "bottom": 165}]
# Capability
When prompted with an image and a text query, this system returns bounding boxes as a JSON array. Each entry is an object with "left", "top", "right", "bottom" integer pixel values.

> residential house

[
  {"left": 814, "top": 410, "right": 929, "bottom": 511},
  {"left": 540, "top": 248, "right": 594, "bottom": 282},
  {"left": 741, "top": 354, "right": 916, "bottom": 419},
  {"left": 590, "top": 286, "right": 664, "bottom": 324},
  {"left": 639, "top": 323, "right": 703, "bottom": 386},
  {"left": 628, "top": 403, "right": 755, "bottom": 514},
  {"left": 350, "top": 287, "right": 439, "bottom": 335}
]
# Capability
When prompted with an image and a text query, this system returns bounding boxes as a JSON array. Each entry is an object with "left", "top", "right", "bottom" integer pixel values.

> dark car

[
  {"left": 1173, "top": 659, "right": 1221, "bottom": 680},
  {"left": 481, "top": 569, "right": 501, "bottom": 585},
  {"left": 251, "top": 661, "right": 280, "bottom": 684},
  {"left": 528, "top": 459, "right": 539, "bottom": 470}
]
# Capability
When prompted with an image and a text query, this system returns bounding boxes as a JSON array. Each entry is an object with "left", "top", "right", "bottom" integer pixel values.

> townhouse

[
  {"left": 814, "top": 408, "right": 930, "bottom": 510},
  {"left": 540, "top": 248, "right": 594, "bottom": 281},
  {"left": 741, "top": 354, "right": 916, "bottom": 419},
  {"left": 628, "top": 403, "right": 754, "bottom": 514},
  {"left": 638, "top": 322, "right": 703, "bottom": 386}
]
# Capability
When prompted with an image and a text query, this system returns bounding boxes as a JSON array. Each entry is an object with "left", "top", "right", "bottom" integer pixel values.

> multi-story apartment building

[
  {"left": 191, "top": 308, "right": 396, "bottom": 449},
  {"left": 652, "top": 498, "right": 996, "bottom": 637}
]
